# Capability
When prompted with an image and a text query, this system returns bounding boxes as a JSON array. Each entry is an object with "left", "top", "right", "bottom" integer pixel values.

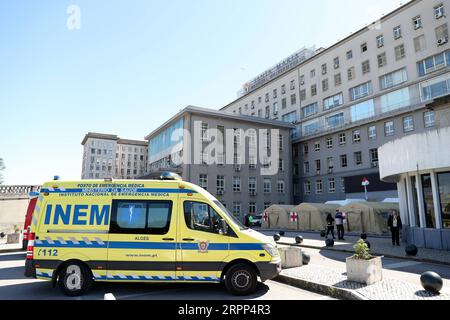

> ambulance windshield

[{"left": 213, "top": 200, "right": 247, "bottom": 230}]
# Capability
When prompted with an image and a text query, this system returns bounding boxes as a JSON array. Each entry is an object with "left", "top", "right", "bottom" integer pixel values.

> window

[
  {"left": 349, "top": 82, "right": 372, "bottom": 101},
  {"left": 326, "top": 137, "right": 333, "bottom": 149},
  {"left": 353, "top": 130, "right": 361, "bottom": 143},
  {"left": 310, "top": 69, "right": 316, "bottom": 78},
  {"left": 184, "top": 201, "right": 224, "bottom": 234},
  {"left": 421, "top": 174, "right": 436, "bottom": 228},
  {"left": 370, "top": 149, "right": 379, "bottom": 166},
  {"left": 238, "top": 107, "right": 242, "bottom": 114},
  {"left": 413, "top": 15, "right": 422, "bottom": 29},
  {"left": 322, "top": 63, "right": 328, "bottom": 75},
  {"left": 303, "top": 144, "right": 309, "bottom": 155},
  {"left": 110, "top": 200, "right": 172, "bottom": 235},
  {"left": 282, "top": 98, "right": 287, "bottom": 109},
  {"left": 258, "top": 97, "right": 262, "bottom": 103},
  {"left": 315, "top": 159, "right": 321, "bottom": 172},
  {"left": 314, "top": 142, "right": 320, "bottom": 152},
  {"left": 378, "top": 53, "right": 387, "bottom": 68},
  {"left": 436, "top": 24, "right": 449, "bottom": 44},
  {"left": 435, "top": 3, "right": 445, "bottom": 19},
  {"left": 304, "top": 161, "right": 310, "bottom": 174},
  {"left": 291, "top": 94, "right": 297, "bottom": 105},
  {"left": 249, "top": 156, "right": 257, "bottom": 169},
  {"left": 328, "top": 178, "right": 336, "bottom": 193},
  {"left": 273, "top": 102, "right": 279, "bottom": 115},
  {"left": 420, "top": 73, "right": 450, "bottom": 101},
  {"left": 340, "top": 155, "right": 348, "bottom": 168},
  {"left": 311, "top": 84, "right": 317, "bottom": 96},
  {"left": 348, "top": 67, "right": 355, "bottom": 81},
  {"left": 248, "top": 177, "right": 257, "bottom": 194},
  {"left": 277, "top": 180, "right": 285, "bottom": 194},
  {"left": 368, "top": 126, "right": 377, "bottom": 140},
  {"left": 258, "top": 109, "right": 262, "bottom": 117},
  {"left": 199, "top": 174, "right": 208, "bottom": 189},
  {"left": 232, "top": 176, "right": 241, "bottom": 192},
  {"left": 414, "top": 35, "right": 427, "bottom": 52},
  {"left": 339, "top": 133, "right": 346, "bottom": 145},
  {"left": 394, "top": 26, "right": 402, "bottom": 39},
  {"left": 264, "top": 202, "right": 271, "bottom": 210},
  {"left": 316, "top": 180, "right": 323, "bottom": 194},
  {"left": 200, "top": 152, "right": 208, "bottom": 165},
  {"left": 346, "top": 50, "right": 353, "bottom": 60},
  {"left": 417, "top": 51, "right": 449, "bottom": 76},
  {"left": 327, "top": 157, "right": 334, "bottom": 171},
  {"left": 380, "top": 68, "right": 408, "bottom": 90},
  {"left": 354, "top": 152, "right": 363, "bottom": 165},
  {"left": 403, "top": 116, "right": 414, "bottom": 132},
  {"left": 291, "top": 80, "right": 296, "bottom": 90},
  {"left": 381, "top": 87, "right": 410, "bottom": 113},
  {"left": 323, "top": 93, "right": 344, "bottom": 110},
  {"left": 322, "top": 79, "right": 329, "bottom": 92},
  {"left": 395, "top": 44, "right": 406, "bottom": 60},
  {"left": 385, "top": 121, "right": 395, "bottom": 136},
  {"left": 263, "top": 179, "right": 272, "bottom": 194},
  {"left": 361, "top": 43, "right": 368, "bottom": 53},
  {"left": 376, "top": 35, "right": 384, "bottom": 48},
  {"left": 350, "top": 99, "right": 375, "bottom": 122},
  {"left": 341, "top": 178, "right": 346, "bottom": 193},
  {"left": 273, "top": 89, "right": 278, "bottom": 99},
  {"left": 248, "top": 203, "right": 256, "bottom": 215},
  {"left": 302, "top": 102, "right": 318, "bottom": 118},
  {"left": 278, "top": 158, "right": 284, "bottom": 172},
  {"left": 325, "top": 113, "right": 344, "bottom": 129},
  {"left": 424, "top": 111, "right": 436, "bottom": 128},
  {"left": 265, "top": 93, "right": 269, "bottom": 102},
  {"left": 334, "top": 57, "right": 340, "bottom": 69},
  {"left": 251, "top": 100, "right": 255, "bottom": 109},
  {"left": 265, "top": 106, "right": 270, "bottom": 118},
  {"left": 300, "top": 75, "right": 305, "bottom": 85},
  {"left": 282, "top": 110, "right": 298, "bottom": 123},
  {"left": 281, "top": 85, "right": 286, "bottom": 95},
  {"left": 217, "top": 175, "right": 225, "bottom": 193},
  {"left": 300, "top": 89, "right": 306, "bottom": 101},
  {"left": 362, "top": 60, "right": 370, "bottom": 74},
  {"left": 304, "top": 181, "right": 311, "bottom": 195},
  {"left": 334, "top": 73, "right": 342, "bottom": 86},
  {"left": 437, "top": 172, "right": 450, "bottom": 229}
]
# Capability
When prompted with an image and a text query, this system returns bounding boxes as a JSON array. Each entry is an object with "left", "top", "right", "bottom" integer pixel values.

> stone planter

[
  {"left": 278, "top": 246, "right": 303, "bottom": 269},
  {"left": 345, "top": 256, "right": 383, "bottom": 285}
]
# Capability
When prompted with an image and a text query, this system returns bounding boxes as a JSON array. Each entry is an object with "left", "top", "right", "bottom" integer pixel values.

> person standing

[
  {"left": 388, "top": 210, "right": 402, "bottom": 246},
  {"left": 335, "top": 209, "right": 345, "bottom": 240},
  {"left": 326, "top": 213, "right": 335, "bottom": 239}
]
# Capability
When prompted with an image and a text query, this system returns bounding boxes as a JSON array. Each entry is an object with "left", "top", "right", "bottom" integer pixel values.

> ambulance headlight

[{"left": 263, "top": 244, "right": 279, "bottom": 257}]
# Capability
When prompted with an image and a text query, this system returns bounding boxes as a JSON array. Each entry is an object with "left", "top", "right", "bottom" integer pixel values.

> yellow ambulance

[{"left": 25, "top": 173, "right": 281, "bottom": 296}]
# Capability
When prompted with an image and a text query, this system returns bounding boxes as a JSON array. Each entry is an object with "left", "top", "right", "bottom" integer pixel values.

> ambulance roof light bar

[{"left": 160, "top": 172, "right": 183, "bottom": 181}]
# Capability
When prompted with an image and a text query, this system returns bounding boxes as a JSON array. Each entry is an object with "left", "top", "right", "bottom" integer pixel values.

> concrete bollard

[{"left": 278, "top": 245, "right": 303, "bottom": 269}]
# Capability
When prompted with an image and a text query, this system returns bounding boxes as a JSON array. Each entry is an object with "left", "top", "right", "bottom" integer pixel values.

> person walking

[
  {"left": 335, "top": 209, "right": 345, "bottom": 240},
  {"left": 326, "top": 213, "right": 335, "bottom": 239},
  {"left": 387, "top": 210, "right": 402, "bottom": 246}
]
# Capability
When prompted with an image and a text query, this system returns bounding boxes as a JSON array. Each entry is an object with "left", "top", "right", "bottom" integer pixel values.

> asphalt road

[{"left": 0, "top": 251, "right": 334, "bottom": 300}]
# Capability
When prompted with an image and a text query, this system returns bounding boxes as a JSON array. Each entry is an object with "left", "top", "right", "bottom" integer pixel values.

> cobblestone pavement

[
  {"left": 260, "top": 229, "right": 450, "bottom": 265},
  {"left": 281, "top": 264, "right": 450, "bottom": 300}
]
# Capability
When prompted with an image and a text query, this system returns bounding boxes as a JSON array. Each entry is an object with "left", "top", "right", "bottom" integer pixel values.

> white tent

[{"left": 325, "top": 199, "right": 367, "bottom": 206}]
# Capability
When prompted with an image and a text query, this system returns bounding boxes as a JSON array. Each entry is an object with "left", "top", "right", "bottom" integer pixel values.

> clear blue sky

[{"left": 0, "top": 0, "right": 401, "bottom": 185}]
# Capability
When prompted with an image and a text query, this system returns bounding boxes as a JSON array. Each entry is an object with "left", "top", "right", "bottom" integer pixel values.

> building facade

[
  {"left": 141, "top": 106, "right": 294, "bottom": 221},
  {"left": 379, "top": 101, "right": 450, "bottom": 250},
  {"left": 81, "top": 132, "right": 148, "bottom": 180},
  {"left": 220, "top": 0, "right": 450, "bottom": 204}
]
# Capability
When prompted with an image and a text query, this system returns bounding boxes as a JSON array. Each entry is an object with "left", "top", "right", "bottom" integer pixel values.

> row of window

[
  {"left": 227, "top": 201, "right": 276, "bottom": 216},
  {"left": 299, "top": 110, "right": 436, "bottom": 156},
  {"left": 303, "top": 178, "right": 345, "bottom": 195},
  {"left": 198, "top": 174, "right": 286, "bottom": 195}
]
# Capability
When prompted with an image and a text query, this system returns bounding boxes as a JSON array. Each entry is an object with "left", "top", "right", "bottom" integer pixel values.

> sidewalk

[
  {"left": 0, "top": 235, "right": 23, "bottom": 253},
  {"left": 260, "top": 229, "right": 450, "bottom": 266}
]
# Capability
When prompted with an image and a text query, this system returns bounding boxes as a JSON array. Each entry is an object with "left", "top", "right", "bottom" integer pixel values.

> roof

[
  {"left": 294, "top": 203, "right": 340, "bottom": 212},
  {"left": 266, "top": 204, "right": 296, "bottom": 211},
  {"left": 219, "top": 0, "right": 418, "bottom": 110},
  {"left": 339, "top": 202, "right": 399, "bottom": 211},
  {"left": 81, "top": 132, "right": 119, "bottom": 145},
  {"left": 117, "top": 139, "right": 148, "bottom": 147},
  {"left": 145, "top": 105, "right": 295, "bottom": 140}
]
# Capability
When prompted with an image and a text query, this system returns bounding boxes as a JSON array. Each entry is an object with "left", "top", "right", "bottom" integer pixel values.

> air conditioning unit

[
  {"left": 328, "top": 168, "right": 334, "bottom": 174},
  {"left": 436, "top": 11, "right": 444, "bottom": 19},
  {"left": 234, "top": 165, "right": 241, "bottom": 172},
  {"left": 300, "top": 81, "right": 305, "bottom": 85},
  {"left": 216, "top": 190, "right": 224, "bottom": 196},
  {"left": 437, "top": 37, "right": 449, "bottom": 46},
  {"left": 316, "top": 170, "right": 321, "bottom": 175},
  {"left": 273, "top": 111, "right": 278, "bottom": 115},
  {"left": 250, "top": 191, "right": 257, "bottom": 197}
]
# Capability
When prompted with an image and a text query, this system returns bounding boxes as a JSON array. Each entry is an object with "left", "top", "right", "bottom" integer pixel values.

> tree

[{"left": 0, "top": 158, "right": 5, "bottom": 185}]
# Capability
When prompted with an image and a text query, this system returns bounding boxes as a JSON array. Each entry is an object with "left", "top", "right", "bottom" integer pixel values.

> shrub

[{"left": 352, "top": 239, "right": 373, "bottom": 260}]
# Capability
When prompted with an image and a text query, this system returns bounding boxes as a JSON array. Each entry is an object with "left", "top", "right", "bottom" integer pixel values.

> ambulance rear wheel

[
  {"left": 224, "top": 263, "right": 258, "bottom": 296},
  {"left": 58, "top": 262, "right": 93, "bottom": 296}
]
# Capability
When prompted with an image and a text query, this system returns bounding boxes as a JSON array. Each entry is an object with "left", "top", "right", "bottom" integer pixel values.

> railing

[{"left": 0, "top": 185, "right": 41, "bottom": 198}]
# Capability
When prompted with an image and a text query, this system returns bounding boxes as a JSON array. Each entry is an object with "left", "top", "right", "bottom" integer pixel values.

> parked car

[{"left": 252, "top": 214, "right": 263, "bottom": 227}]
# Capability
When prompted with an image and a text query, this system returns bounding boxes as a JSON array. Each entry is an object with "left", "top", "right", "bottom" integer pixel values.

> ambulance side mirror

[{"left": 219, "top": 219, "right": 229, "bottom": 236}]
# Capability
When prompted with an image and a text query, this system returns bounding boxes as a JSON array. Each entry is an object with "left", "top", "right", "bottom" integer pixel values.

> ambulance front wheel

[
  {"left": 224, "top": 263, "right": 258, "bottom": 296},
  {"left": 58, "top": 262, "right": 93, "bottom": 296}
]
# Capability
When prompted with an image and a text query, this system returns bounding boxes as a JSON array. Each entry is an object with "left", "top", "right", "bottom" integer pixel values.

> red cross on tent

[
  {"left": 290, "top": 212, "right": 298, "bottom": 222},
  {"left": 263, "top": 211, "right": 269, "bottom": 222}
]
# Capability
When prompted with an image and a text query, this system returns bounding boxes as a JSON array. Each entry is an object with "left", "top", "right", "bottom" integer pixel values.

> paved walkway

[{"left": 260, "top": 229, "right": 450, "bottom": 265}]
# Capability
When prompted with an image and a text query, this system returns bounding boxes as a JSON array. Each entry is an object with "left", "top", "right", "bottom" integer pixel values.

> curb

[
  {"left": 274, "top": 273, "right": 368, "bottom": 301},
  {"left": 0, "top": 247, "right": 25, "bottom": 254},
  {"left": 277, "top": 241, "right": 450, "bottom": 267}
]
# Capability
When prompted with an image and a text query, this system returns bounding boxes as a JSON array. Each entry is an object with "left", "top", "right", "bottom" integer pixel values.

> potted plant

[{"left": 346, "top": 239, "right": 383, "bottom": 285}]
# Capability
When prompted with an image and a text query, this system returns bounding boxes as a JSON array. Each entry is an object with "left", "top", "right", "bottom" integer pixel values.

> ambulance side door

[
  {"left": 177, "top": 199, "right": 229, "bottom": 282},
  {"left": 106, "top": 199, "right": 177, "bottom": 281}
]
